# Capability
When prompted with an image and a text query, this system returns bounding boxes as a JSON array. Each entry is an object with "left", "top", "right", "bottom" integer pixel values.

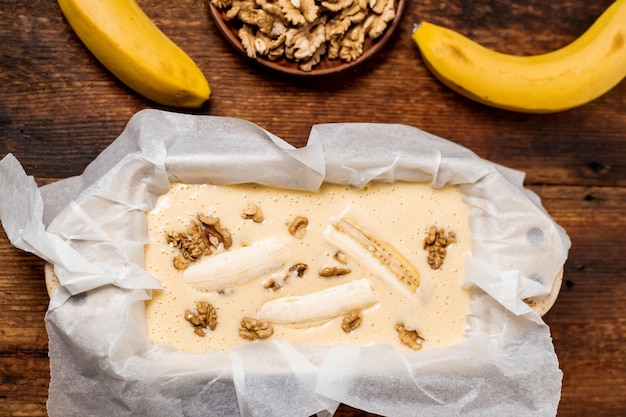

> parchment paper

[{"left": 0, "top": 109, "right": 570, "bottom": 417}]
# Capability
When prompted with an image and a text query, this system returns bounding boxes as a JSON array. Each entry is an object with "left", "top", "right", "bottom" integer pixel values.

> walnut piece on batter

[
  {"left": 185, "top": 301, "right": 218, "bottom": 337},
  {"left": 197, "top": 213, "right": 233, "bottom": 249},
  {"left": 287, "top": 215, "right": 309, "bottom": 238},
  {"left": 342, "top": 309, "right": 362, "bottom": 332},
  {"left": 239, "top": 317, "right": 274, "bottom": 340},
  {"left": 166, "top": 214, "right": 233, "bottom": 270},
  {"left": 241, "top": 203, "right": 265, "bottom": 222},
  {"left": 423, "top": 225, "right": 457, "bottom": 270},
  {"left": 289, "top": 262, "right": 309, "bottom": 277},
  {"left": 166, "top": 224, "right": 211, "bottom": 270},
  {"left": 395, "top": 323, "right": 424, "bottom": 350},
  {"left": 319, "top": 265, "right": 351, "bottom": 277},
  {"left": 333, "top": 250, "right": 348, "bottom": 264}
]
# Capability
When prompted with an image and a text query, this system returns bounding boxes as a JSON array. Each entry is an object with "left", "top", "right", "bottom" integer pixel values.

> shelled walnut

[
  {"left": 423, "top": 226, "right": 457, "bottom": 270},
  {"left": 173, "top": 255, "right": 190, "bottom": 270},
  {"left": 241, "top": 203, "right": 265, "bottom": 222},
  {"left": 287, "top": 215, "right": 309, "bottom": 238},
  {"left": 333, "top": 250, "right": 348, "bottom": 264},
  {"left": 184, "top": 301, "right": 218, "bottom": 337},
  {"left": 211, "top": 0, "right": 397, "bottom": 71},
  {"left": 263, "top": 278, "right": 283, "bottom": 291},
  {"left": 289, "top": 262, "right": 309, "bottom": 277},
  {"left": 264, "top": 262, "right": 308, "bottom": 290},
  {"left": 341, "top": 309, "right": 362, "bottom": 332},
  {"left": 319, "top": 265, "right": 351, "bottom": 277},
  {"left": 239, "top": 317, "right": 274, "bottom": 340},
  {"left": 166, "top": 225, "right": 211, "bottom": 265},
  {"left": 166, "top": 213, "right": 232, "bottom": 270},
  {"left": 197, "top": 213, "right": 233, "bottom": 249},
  {"left": 395, "top": 323, "right": 424, "bottom": 350}
]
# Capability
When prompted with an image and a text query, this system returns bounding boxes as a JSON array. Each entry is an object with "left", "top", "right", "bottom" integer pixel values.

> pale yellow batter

[{"left": 144, "top": 182, "right": 473, "bottom": 353}]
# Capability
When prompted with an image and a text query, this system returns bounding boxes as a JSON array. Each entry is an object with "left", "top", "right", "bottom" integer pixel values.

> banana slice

[
  {"left": 256, "top": 278, "right": 378, "bottom": 325},
  {"left": 183, "top": 238, "right": 288, "bottom": 292},
  {"left": 325, "top": 217, "right": 420, "bottom": 298}
]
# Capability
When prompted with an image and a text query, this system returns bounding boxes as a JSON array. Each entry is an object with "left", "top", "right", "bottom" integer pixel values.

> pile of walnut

[
  {"left": 211, "top": 0, "right": 397, "bottom": 71},
  {"left": 166, "top": 213, "right": 232, "bottom": 270},
  {"left": 423, "top": 225, "right": 457, "bottom": 270},
  {"left": 184, "top": 301, "right": 218, "bottom": 337}
]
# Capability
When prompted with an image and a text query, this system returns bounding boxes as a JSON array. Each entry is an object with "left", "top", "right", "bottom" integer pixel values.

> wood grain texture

[{"left": 1, "top": 0, "right": 625, "bottom": 416}]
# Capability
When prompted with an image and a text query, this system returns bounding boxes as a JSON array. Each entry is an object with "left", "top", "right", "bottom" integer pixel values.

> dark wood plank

[
  {"left": 536, "top": 186, "right": 626, "bottom": 417},
  {"left": 2, "top": 0, "right": 625, "bottom": 184},
  {"left": 0, "top": 352, "right": 49, "bottom": 417},
  {"left": 0, "top": 236, "right": 48, "bottom": 352}
]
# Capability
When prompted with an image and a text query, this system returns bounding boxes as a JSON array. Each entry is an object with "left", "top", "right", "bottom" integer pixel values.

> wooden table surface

[{"left": 1, "top": 0, "right": 625, "bottom": 415}]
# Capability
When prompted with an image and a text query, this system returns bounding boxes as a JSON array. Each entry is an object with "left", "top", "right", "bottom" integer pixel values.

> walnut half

[
  {"left": 289, "top": 262, "right": 308, "bottom": 277},
  {"left": 184, "top": 301, "right": 218, "bottom": 337},
  {"left": 197, "top": 213, "right": 233, "bottom": 249},
  {"left": 288, "top": 215, "right": 309, "bottom": 239},
  {"left": 166, "top": 213, "right": 233, "bottom": 270},
  {"left": 242, "top": 203, "right": 265, "bottom": 222},
  {"left": 239, "top": 317, "right": 274, "bottom": 340},
  {"left": 319, "top": 266, "right": 351, "bottom": 277},
  {"left": 341, "top": 309, "right": 362, "bottom": 332},
  {"left": 423, "top": 226, "right": 457, "bottom": 270}
]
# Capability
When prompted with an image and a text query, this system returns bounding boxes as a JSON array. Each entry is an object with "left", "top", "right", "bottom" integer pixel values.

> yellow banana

[
  {"left": 412, "top": 0, "right": 626, "bottom": 113},
  {"left": 57, "top": 0, "right": 210, "bottom": 108}
]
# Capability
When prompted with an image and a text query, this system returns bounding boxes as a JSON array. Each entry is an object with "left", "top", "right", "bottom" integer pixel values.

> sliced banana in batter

[
  {"left": 183, "top": 238, "right": 288, "bottom": 292},
  {"left": 256, "top": 278, "right": 378, "bottom": 325},
  {"left": 325, "top": 217, "right": 421, "bottom": 298}
]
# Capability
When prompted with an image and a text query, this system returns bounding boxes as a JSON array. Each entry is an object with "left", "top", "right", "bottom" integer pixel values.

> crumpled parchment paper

[{"left": 0, "top": 109, "right": 570, "bottom": 417}]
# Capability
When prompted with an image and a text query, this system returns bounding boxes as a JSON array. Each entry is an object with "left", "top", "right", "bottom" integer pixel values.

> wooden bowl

[{"left": 207, "top": 0, "right": 406, "bottom": 76}]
